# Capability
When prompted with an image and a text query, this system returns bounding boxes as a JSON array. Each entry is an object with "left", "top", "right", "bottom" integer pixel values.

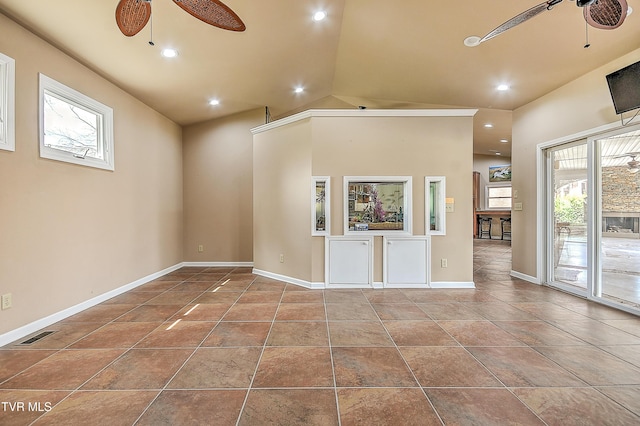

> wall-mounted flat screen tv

[{"left": 606, "top": 60, "right": 640, "bottom": 115}]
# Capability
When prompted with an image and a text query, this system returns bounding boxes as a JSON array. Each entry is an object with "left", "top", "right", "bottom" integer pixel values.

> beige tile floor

[{"left": 1, "top": 240, "right": 639, "bottom": 425}]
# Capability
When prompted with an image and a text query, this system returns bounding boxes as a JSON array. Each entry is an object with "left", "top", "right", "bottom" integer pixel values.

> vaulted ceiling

[{"left": 2, "top": 0, "right": 639, "bottom": 157}]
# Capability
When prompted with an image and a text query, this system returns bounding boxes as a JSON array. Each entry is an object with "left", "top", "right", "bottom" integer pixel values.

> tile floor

[{"left": 1, "top": 239, "right": 640, "bottom": 425}]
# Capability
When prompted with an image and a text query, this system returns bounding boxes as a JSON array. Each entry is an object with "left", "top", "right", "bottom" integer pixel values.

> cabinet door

[
  {"left": 383, "top": 237, "right": 430, "bottom": 287},
  {"left": 326, "top": 237, "right": 373, "bottom": 287}
]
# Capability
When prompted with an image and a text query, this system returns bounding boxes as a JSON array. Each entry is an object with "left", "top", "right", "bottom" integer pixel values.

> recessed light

[
  {"left": 496, "top": 152, "right": 502, "bottom": 156},
  {"left": 294, "top": 87, "right": 304, "bottom": 94},
  {"left": 496, "top": 84, "right": 510, "bottom": 91},
  {"left": 464, "top": 36, "right": 481, "bottom": 47},
  {"left": 484, "top": 123, "right": 493, "bottom": 128},
  {"left": 208, "top": 99, "right": 220, "bottom": 106},
  {"left": 161, "top": 48, "right": 178, "bottom": 58},
  {"left": 313, "top": 11, "right": 327, "bottom": 21},
  {"left": 500, "top": 139, "right": 509, "bottom": 143}
]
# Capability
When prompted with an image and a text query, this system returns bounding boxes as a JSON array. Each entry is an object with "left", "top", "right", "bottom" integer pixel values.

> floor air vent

[{"left": 20, "top": 331, "right": 55, "bottom": 345}]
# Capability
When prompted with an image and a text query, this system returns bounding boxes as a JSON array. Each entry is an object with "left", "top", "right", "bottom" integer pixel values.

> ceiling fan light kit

[
  {"left": 626, "top": 154, "right": 640, "bottom": 173},
  {"left": 626, "top": 158, "right": 640, "bottom": 173}
]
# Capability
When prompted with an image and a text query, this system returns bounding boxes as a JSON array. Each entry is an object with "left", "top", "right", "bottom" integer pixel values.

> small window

[
  {"left": 39, "top": 74, "right": 114, "bottom": 170},
  {"left": 0, "top": 51, "right": 15, "bottom": 152},
  {"left": 344, "top": 176, "right": 412, "bottom": 235},
  {"left": 426, "top": 176, "right": 446, "bottom": 235},
  {"left": 486, "top": 185, "right": 512, "bottom": 210},
  {"left": 312, "top": 176, "right": 330, "bottom": 235}
]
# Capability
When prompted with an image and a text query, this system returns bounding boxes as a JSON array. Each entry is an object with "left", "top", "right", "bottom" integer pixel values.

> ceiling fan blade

[
  {"left": 584, "top": 0, "right": 627, "bottom": 30},
  {"left": 172, "top": 0, "right": 246, "bottom": 32},
  {"left": 115, "top": 0, "right": 151, "bottom": 37},
  {"left": 612, "top": 153, "right": 640, "bottom": 161},
  {"left": 480, "top": 0, "right": 563, "bottom": 44}
]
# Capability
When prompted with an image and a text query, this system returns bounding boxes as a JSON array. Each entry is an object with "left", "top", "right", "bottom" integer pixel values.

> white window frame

[
  {"left": 0, "top": 51, "right": 15, "bottom": 152},
  {"left": 39, "top": 73, "right": 114, "bottom": 171},
  {"left": 344, "top": 176, "right": 412, "bottom": 236},
  {"left": 312, "top": 176, "right": 331, "bottom": 236},
  {"left": 425, "top": 176, "right": 446, "bottom": 235},
  {"left": 485, "top": 183, "right": 512, "bottom": 210}
]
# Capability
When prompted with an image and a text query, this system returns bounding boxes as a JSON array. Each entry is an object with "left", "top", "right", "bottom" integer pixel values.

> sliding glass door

[
  {"left": 547, "top": 141, "right": 589, "bottom": 296},
  {"left": 545, "top": 125, "right": 640, "bottom": 313},
  {"left": 595, "top": 128, "right": 640, "bottom": 308}
]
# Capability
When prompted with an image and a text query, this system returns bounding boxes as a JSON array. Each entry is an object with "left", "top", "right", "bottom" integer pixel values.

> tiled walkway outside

[{"left": 1, "top": 239, "right": 639, "bottom": 425}]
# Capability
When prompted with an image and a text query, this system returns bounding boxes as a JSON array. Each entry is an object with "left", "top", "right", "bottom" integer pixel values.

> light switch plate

[{"left": 1, "top": 293, "right": 11, "bottom": 310}]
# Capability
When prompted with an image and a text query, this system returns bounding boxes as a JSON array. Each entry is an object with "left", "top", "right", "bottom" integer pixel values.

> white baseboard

[
  {"left": 325, "top": 284, "right": 377, "bottom": 289},
  {"left": 252, "top": 269, "right": 385, "bottom": 290},
  {"left": 252, "top": 269, "right": 313, "bottom": 289},
  {"left": 382, "top": 283, "right": 429, "bottom": 289},
  {"left": 510, "top": 270, "right": 541, "bottom": 284},
  {"left": 252, "top": 270, "right": 476, "bottom": 290},
  {"left": 183, "top": 261, "right": 254, "bottom": 268},
  {"left": 0, "top": 263, "right": 183, "bottom": 347},
  {"left": 430, "top": 281, "right": 476, "bottom": 289},
  {"left": 309, "top": 282, "right": 326, "bottom": 290}
]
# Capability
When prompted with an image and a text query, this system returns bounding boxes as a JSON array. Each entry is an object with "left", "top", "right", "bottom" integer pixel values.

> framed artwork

[
  {"left": 489, "top": 164, "right": 512, "bottom": 182},
  {"left": 0, "top": 51, "right": 16, "bottom": 152}
]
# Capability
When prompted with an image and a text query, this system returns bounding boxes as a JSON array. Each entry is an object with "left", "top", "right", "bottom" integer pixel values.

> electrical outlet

[
  {"left": 279, "top": 254, "right": 284, "bottom": 263},
  {"left": 441, "top": 259, "right": 448, "bottom": 268},
  {"left": 198, "top": 245, "right": 204, "bottom": 253},
  {"left": 1, "top": 293, "right": 12, "bottom": 310}
]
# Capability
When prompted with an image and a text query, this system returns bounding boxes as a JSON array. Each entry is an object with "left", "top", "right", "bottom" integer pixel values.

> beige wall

[
  {"left": 182, "top": 109, "right": 264, "bottom": 262},
  {"left": 254, "top": 111, "right": 475, "bottom": 285},
  {"left": 253, "top": 119, "right": 313, "bottom": 280},
  {"left": 0, "top": 14, "right": 183, "bottom": 335},
  {"left": 512, "top": 47, "right": 640, "bottom": 279}
]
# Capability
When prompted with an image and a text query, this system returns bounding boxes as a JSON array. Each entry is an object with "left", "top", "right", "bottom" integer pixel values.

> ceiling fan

[
  {"left": 466, "top": 0, "right": 628, "bottom": 46},
  {"left": 115, "top": 0, "right": 245, "bottom": 39},
  {"left": 614, "top": 152, "right": 640, "bottom": 173}
]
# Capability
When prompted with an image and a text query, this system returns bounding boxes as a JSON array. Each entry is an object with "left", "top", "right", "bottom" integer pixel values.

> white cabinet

[
  {"left": 383, "top": 236, "right": 430, "bottom": 288},
  {"left": 325, "top": 236, "right": 373, "bottom": 288}
]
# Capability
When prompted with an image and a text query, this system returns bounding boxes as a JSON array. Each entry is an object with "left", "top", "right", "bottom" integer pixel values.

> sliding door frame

[
  {"left": 536, "top": 120, "right": 640, "bottom": 315},
  {"left": 589, "top": 123, "right": 640, "bottom": 307}
]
